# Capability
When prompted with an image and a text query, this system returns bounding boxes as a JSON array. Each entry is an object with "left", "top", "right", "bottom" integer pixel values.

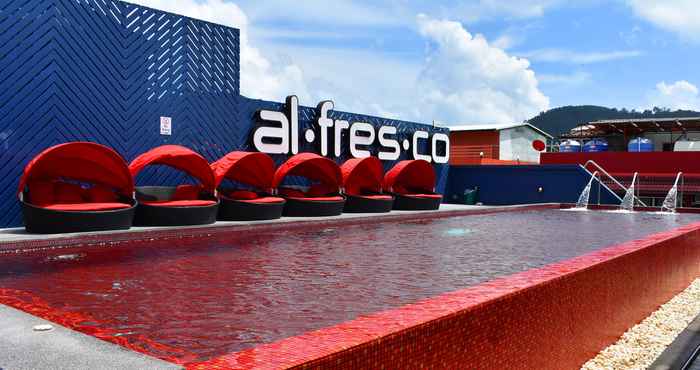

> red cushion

[
  {"left": 54, "top": 182, "right": 87, "bottom": 203},
  {"left": 142, "top": 200, "right": 217, "bottom": 207},
  {"left": 404, "top": 193, "right": 443, "bottom": 199},
  {"left": 228, "top": 190, "right": 259, "bottom": 200},
  {"left": 88, "top": 185, "right": 118, "bottom": 203},
  {"left": 44, "top": 202, "right": 131, "bottom": 211},
  {"left": 287, "top": 196, "right": 344, "bottom": 202},
  {"left": 307, "top": 183, "right": 337, "bottom": 197},
  {"left": 237, "top": 196, "right": 285, "bottom": 204},
  {"left": 392, "top": 185, "right": 408, "bottom": 194},
  {"left": 353, "top": 194, "right": 393, "bottom": 200},
  {"left": 279, "top": 188, "right": 305, "bottom": 198},
  {"left": 172, "top": 185, "right": 202, "bottom": 200},
  {"left": 29, "top": 181, "right": 55, "bottom": 206}
]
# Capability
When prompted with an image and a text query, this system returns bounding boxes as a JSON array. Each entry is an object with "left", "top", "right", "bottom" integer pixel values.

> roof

[
  {"left": 563, "top": 117, "right": 700, "bottom": 138},
  {"left": 446, "top": 123, "right": 553, "bottom": 138}
]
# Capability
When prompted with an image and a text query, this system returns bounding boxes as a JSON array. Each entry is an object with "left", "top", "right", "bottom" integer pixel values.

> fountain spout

[
  {"left": 620, "top": 172, "right": 639, "bottom": 212},
  {"left": 576, "top": 171, "right": 598, "bottom": 209},
  {"left": 661, "top": 172, "right": 683, "bottom": 213}
]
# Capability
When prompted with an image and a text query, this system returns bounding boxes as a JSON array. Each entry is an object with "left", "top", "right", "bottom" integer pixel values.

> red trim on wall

[
  {"left": 189, "top": 221, "right": 700, "bottom": 370},
  {"left": 541, "top": 152, "right": 700, "bottom": 175}
]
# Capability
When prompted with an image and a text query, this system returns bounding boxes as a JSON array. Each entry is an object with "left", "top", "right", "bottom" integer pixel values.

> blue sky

[{"left": 133, "top": 0, "right": 700, "bottom": 125}]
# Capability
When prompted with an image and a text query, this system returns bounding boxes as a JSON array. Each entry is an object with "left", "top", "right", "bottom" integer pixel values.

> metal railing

[{"left": 581, "top": 160, "right": 639, "bottom": 205}]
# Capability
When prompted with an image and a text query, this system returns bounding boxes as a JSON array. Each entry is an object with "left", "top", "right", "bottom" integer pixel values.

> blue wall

[
  {"left": 445, "top": 165, "right": 621, "bottom": 206},
  {"left": 0, "top": 0, "right": 447, "bottom": 227}
]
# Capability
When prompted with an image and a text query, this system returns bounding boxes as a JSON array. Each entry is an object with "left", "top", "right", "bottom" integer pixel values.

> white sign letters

[{"left": 252, "top": 96, "right": 449, "bottom": 163}]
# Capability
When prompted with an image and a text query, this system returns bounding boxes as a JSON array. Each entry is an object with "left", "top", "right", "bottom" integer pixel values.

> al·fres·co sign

[{"left": 252, "top": 96, "right": 450, "bottom": 163}]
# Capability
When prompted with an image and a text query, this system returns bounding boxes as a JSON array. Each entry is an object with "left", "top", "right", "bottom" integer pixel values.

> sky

[{"left": 129, "top": 0, "right": 700, "bottom": 126}]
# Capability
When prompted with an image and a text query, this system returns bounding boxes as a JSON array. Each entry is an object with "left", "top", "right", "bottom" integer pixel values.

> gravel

[{"left": 581, "top": 278, "right": 700, "bottom": 370}]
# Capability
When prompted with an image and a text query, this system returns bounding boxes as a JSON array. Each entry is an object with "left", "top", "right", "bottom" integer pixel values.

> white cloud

[
  {"left": 492, "top": 35, "right": 515, "bottom": 50},
  {"left": 647, "top": 80, "right": 700, "bottom": 110},
  {"left": 538, "top": 71, "right": 592, "bottom": 86},
  {"left": 238, "top": 0, "right": 565, "bottom": 28},
  {"left": 414, "top": 15, "right": 549, "bottom": 124},
  {"left": 519, "top": 49, "right": 642, "bottom": 64},
  {"left": 128, "top": 0, "right": 312, "bottom": 102},
  {"left": 628, "top": 0, "right": 700, "bottom": 42},
  {"left": 128, "top": 2, "right": 550, "bottom": 125},
  {"left": 236, "top": 0, "right": 402, "bottom": 27},
  {"left": 452, "top": 0, "right": 559, "bottom": 21}
]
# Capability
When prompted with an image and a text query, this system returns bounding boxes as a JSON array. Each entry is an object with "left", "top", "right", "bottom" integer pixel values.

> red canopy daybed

[
  {"left": 18, "top": 142, "right": 136, "bottom": 233},
  {"left": 384, "top": 159, "right": 442, "bottom": 210},
  {"left": 211, "top": 151, "right": 285, "bottom": 221},
  {"left": 340, "top": 156, "right": 393, "bottom": 213},
  {"left": 129, "top": 145, "right": 218, "bottom": 226},
  {"left": 272, "top": 153, "right": 345, "bottom": 217}
]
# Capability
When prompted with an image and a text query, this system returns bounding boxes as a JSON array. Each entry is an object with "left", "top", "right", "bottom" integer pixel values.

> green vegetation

[{"left": 528, "top": 106, "right": 700, "bottom": 137}]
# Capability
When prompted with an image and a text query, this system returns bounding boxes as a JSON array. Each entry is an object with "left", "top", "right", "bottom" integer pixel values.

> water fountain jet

[
  {"left": 619, "top": 172, "right": 639, "bottom": 212},
  {"left": 575, "top": 171, "right": 598, "bottom": 210},
  {"left": 661, "top": 172, "right": 683, "bottom": 213}
]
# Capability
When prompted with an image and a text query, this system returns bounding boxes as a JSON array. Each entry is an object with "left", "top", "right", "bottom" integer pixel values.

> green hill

[{"left": 527, "top": 106, "right": 700, "bottom": 137}]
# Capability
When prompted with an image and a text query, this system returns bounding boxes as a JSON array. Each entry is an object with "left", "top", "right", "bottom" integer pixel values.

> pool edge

[
  {"left": 188, "top": 220, "right": 700, "bottom": 370},
  {"left": 0, "top": 204, "right": 559, "bottom": 254}
]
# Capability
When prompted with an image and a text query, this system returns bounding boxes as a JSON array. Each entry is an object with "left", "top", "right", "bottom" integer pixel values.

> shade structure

[
  {"left": 18, "top": 142, "right": 133, "bottom": 197},
  {"left": 129, "top": 145, "right": 215, "bottom": 192},
  {"left": 384, "top": 160, "right": 441, "bottom": 211},
  {"left": 211, "top": 151, "right": 284, "bottom": 221},
  {"left": 274, "top": 153, "right": 344, "bottom": 217},
  {"left": 211, "top": 151, "right": 275, "bottom": 191},
  {"left": 272, "top": 153, "right": 342, "bottom": 190},
  {"left": 383, "top": 159, "right": 436, "bottom": 194},
  {"left": 341, "top": 156, "right": 393, "bottom": 213},
  {"left": 129, "top": 145, "right": 218, "bottom": 226},
  {"left": 18, "top": 142, "right": 136, "bottom": 234},
  {"left": 341, "top": 156, "right": 383, "bottom": 196}
]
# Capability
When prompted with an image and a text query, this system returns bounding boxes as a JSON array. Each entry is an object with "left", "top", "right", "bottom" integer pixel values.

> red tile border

[{"left": 188, "top": 221, "right": 700, "bottom": 370}]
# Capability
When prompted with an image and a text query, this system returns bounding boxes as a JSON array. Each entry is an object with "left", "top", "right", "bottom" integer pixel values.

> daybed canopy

[
  {"left": 272, "top": 153, "right": 342, "bottom": 190},
  {"left": 341, "top": 156, "right": 383, "bottom": 196},
  {"left": 18, "top": 142, "right": 133, "bottom": 196},
  {"left": 129, "top": 145, "right": 215, "bottom": 191},
  {"left": 384, "top": 160, "right": 436, "bottom": 193},
  {"left": 211, "top": 151, "right": 275, "bottom": 190}
]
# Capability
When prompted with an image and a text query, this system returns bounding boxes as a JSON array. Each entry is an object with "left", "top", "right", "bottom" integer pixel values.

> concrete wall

[
  {"left": 444, "top": 165, "right": 621, "bottom": 205},
  {"left": 499, "top": 126, "right": 546, "bottom": 163}
]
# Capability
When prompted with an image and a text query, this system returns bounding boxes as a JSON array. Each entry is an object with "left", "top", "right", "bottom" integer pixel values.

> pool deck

[
  {"left": 0, "top": 304, "right": 182, "bottom": 370},
  {"left": 0, "top": 203, "right": 558, "bottom": 369}
]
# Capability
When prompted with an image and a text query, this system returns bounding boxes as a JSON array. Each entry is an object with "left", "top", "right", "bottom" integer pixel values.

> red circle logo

[{"left": 532, "top": 140, "right": 546, "bottom": 152}]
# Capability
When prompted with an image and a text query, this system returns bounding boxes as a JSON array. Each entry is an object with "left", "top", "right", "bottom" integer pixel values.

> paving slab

[{"left": 0, "top": 304, "right": 182, "bottom": 370}]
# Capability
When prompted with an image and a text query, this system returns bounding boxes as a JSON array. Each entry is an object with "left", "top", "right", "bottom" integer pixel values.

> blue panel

[
  {"left": 0, "top": 0, "right": 447, "bottom": 227},
  {"left": 445, "top": 165, "right": 620, "bottom": 205}
]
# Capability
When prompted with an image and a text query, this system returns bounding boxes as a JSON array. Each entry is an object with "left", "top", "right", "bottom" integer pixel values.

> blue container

[
  {"left": 560, "top": 140, "right": 582, "bottom": 153},
  {"left": 628, "top": 137, "right": 653, "bottom": 152},
  {"left": 583, "top": 139, "right": 609, "bottom": 152}
]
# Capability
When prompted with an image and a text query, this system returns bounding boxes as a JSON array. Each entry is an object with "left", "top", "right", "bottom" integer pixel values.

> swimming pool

[{"left": 0, "top": 209, "right": 698, "bottom": 366}]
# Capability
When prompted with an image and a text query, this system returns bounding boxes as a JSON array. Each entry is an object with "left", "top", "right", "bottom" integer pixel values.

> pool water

[{"left": 0, "top": 210, "right": 698, "bottom": 365}]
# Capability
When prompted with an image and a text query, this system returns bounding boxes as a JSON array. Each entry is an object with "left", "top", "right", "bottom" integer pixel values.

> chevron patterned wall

[{"left": 0, "top": 0, "right": 448, "bottom": 227}]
